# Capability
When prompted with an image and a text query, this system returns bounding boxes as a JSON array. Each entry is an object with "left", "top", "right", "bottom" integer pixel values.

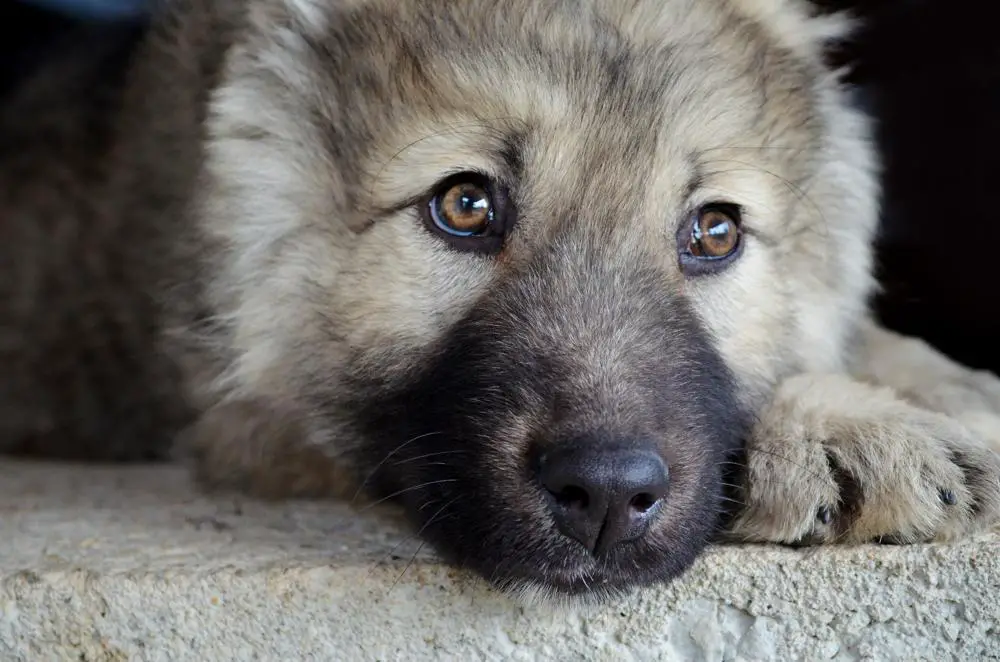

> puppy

[{"left": 1, "top": 0, "right": 998, "bottom": 601}]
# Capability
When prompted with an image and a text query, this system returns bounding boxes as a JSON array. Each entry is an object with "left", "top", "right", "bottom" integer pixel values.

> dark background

[
  {"left": 819, "top": 0, "right": 1000, "bottom": 374},
  {"left": 2, "top": 0, "right": 998, "bottom": 375}
]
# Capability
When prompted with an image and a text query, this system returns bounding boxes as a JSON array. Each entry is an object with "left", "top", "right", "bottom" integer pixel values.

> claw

[{"left": 816, "top": 505, "right": 833, "bottom": 525}]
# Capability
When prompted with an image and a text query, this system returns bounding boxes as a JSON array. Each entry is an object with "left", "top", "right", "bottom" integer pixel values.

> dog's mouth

[
  {"left": 350, "top": 379, "right": 743, "bottom": 600},
  {"left": 487, "top": 557, "right": 652, "bottom": 604},
  {"left": 342, "top": 255, "right": 748, "bottom": 600},
  {"left": 425, "top": 504, "right": 723, "bottom": 602},
  {"left": 352, "top": 400, "right": 743, "bottom": 601},
  {"left": 367, "top": 434, "right": 730, "bottom": 602}
]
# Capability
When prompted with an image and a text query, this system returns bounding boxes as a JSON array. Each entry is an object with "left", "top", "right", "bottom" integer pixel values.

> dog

[{"left": 2, "top": 0, "right": 999, "bottom": 602}]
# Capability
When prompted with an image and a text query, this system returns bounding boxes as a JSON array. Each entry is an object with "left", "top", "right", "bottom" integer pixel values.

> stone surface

[{"left": 1, "top": 459, "right": 998, "bottom": 661}]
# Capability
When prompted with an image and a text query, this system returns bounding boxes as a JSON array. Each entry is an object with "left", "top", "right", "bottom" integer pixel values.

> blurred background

[{"left": 2, "top": 0, "right": 998, "bottom": 375}]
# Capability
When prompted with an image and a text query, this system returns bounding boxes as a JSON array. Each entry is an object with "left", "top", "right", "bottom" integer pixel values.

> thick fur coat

[{"left": 2, "top": 0, "right": 999, "bottom": 600}]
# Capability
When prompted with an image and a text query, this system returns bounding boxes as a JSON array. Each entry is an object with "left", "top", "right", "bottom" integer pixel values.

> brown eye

[
  {"left": 678, "top": 204, "right": 744, "bottom": 276},
  {"left": 423, "top": 172, "right": 512, "bottom": 254},
  {"left": 430, "top": 180, "right": 494, "bottom": 237},
  {"left": 690, "top": 207, "right": 740, "bottom": 258}
]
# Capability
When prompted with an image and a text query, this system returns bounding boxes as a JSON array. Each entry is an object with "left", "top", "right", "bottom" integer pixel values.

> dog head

[{"left": 195, "top": 0, "right": 879, "bottom": 599}]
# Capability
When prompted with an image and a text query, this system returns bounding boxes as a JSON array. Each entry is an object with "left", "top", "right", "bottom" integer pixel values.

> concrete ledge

[{"left": 1, "top": 460, "right": 997, "bottom": 661}]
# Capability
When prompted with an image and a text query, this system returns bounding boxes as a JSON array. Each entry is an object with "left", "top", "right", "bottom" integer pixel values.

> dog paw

[{"left": 726, "top": 374, "right": 1000, "bottom": 545}]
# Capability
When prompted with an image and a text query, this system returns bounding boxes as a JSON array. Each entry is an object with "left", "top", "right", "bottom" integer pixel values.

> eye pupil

[{"left": 457, "top": 190, "right": 487, "bottom": 213}]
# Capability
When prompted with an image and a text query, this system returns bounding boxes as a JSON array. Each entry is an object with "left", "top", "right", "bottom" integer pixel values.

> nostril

[
  {"left": 537, "top": 441, "right": 670, "bottom": 554},
  {"left": 549, "top": 484, "right": 590, "bottom": 510},
  {"left": 628, "top": 492, "right": 659, "bottom": 514}
]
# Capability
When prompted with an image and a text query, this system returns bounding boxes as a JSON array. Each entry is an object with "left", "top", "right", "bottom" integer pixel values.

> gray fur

[{"left": 1, "top": 0, "right": 998, "bottom": 601}]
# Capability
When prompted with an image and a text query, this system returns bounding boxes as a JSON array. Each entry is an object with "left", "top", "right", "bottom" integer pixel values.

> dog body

[{"left": 2, "top": 0, "right": 998, "bottom": 600}]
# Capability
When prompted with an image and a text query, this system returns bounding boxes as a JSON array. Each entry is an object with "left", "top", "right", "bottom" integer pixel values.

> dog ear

[{"left": 727, "top": 0, "right": 859, "bottom": 65}]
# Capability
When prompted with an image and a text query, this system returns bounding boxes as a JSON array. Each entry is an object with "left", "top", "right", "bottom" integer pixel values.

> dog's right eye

[{"left": 423, "top": 172, "right": 509, "bottom": 253}]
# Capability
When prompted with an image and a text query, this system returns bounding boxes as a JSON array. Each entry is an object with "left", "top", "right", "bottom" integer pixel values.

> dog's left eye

[
  {"left": 423, "top": 172, "right": 510, "bottom": 253},
  {"left": 678, "top": 203, "right": 744, "bottom": 276}
]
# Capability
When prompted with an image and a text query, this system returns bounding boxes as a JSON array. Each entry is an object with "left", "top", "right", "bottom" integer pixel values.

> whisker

[
  {"left": 393, "top": 450, "right": 469, "bottom": 466},
  {"left": 699, "top": 158, "right": 830, "bottom": 241},
  {"left": 369, "top": 116, "right": 522, "bottom": 204},
  {"left": 367, "top": 496, "right": 452, "bottom": 576},
  {"left": 368, "top": 532, "right": 421, "bottom": 579},
  {"left": 351, "top": 431, "right": 444, "bottom": 504},
  {"left": 386, "top": 539, "right": 430, "bottom": 594},
  {"left": 357, "top": 478, "right": 459, "bottom": 513},
  {"left": 741, "top": 446, "right": 831, "bottom": 484},
  {"left": 419, "top": 499, "right": 442, "bottom": 511},
  {"left": 403, "top": 461, "right": 453, "bottom": 468},
  {"left": 385, "top": 497, "right": 460, "bottom": 595}
]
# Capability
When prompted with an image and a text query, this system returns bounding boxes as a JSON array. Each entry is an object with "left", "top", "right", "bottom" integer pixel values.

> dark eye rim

[
  {"left": 677, "top": 202, "right": 745, "bottom": 277},
  {"left": 421, "top": 171, "right": 512, "bottom": 254}
]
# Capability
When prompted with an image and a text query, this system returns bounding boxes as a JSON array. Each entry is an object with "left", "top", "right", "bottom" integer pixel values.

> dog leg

[
  {"left": 176, "top": 396, "right": 356, "bottom": 500},
  {"left": 852, "top": 320, "right": 1000, "bottom": 449},
  {"left": 727, "top": 372, "right": 1000, "bottom": 545}
]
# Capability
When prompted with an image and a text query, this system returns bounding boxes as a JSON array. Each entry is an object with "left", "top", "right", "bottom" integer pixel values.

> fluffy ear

[{"left": 726, "top": 0, "right": 858, "bottom": 63}]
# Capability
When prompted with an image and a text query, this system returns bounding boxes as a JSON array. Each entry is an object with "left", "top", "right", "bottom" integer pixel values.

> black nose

[{"left": 538, "top": 443, "right": 669, "bottom": 556}]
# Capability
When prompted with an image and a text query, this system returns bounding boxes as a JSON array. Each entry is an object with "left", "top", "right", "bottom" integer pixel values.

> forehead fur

[
  {"left": 200, "top": 0, "right": 876, "bottom": 401},
  {"left": 225, "top": 0, "right": 833, "bottom": 211}
]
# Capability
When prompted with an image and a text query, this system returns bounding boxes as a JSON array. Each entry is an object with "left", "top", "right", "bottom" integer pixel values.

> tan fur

[
  {"left": 729, "top": 372, "right": 1000, "bottom": 544},
  {"left": 854, "top": 320, "right": 1000, "bottom": 447},
  {"left": 2, "top": 0, "right": 999, "bottom": 598},
  {"left": 186, "top": 0, "right": 1000, "bottom": 546}
]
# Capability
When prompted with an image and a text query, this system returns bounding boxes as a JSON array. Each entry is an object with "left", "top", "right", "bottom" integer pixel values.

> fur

[{"left": 1, "top": 0, "right": 998, "bottom": 601}]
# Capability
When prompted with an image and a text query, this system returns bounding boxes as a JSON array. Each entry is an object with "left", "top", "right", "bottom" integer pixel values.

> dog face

[{"left": 195, "top": 0, "right": 879, "bottom": 598}]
